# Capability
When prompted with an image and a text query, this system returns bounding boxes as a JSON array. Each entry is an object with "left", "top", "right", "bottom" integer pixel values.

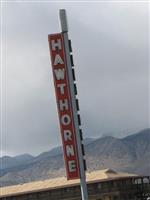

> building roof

[{"left": 0, "top": 169, "right": 138, "bottom": 198}]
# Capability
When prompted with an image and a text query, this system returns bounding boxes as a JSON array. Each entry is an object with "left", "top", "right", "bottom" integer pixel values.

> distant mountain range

[{"left": 0, "top": 129, "right": 150, "bottom": 187}]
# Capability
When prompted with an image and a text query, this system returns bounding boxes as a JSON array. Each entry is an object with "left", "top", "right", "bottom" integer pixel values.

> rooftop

[{"left": 0, "top": 169, "right": 139, "bottom": 198}]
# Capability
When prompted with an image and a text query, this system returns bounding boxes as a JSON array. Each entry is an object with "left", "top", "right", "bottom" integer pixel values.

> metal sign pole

[{"left": 59, "top": 9, "right": 89, "bottom": 200}]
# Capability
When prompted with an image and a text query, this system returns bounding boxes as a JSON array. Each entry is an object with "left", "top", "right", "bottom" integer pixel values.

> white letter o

[{"left": 61, "top": 114, "right": 71, "bottom": 125}]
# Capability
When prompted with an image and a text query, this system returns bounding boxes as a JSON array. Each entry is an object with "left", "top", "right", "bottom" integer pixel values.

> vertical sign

[{"left": 48, "top": 33, "right": 80, "bottom": 179}]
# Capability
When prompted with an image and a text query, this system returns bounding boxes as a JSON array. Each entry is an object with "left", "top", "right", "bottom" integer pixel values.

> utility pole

[{"left": 59, "top": 9, "right": 89, "bottom": 200}]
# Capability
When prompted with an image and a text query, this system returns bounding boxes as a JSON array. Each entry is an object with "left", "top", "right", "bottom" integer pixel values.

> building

[{"left": 0, "top": 169, "right": 150, "bottom": 200}]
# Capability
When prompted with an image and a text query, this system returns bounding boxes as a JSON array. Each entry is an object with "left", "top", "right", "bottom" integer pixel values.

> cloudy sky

[{"left": 1, "top": 1, "right": 149, "bottom": 156}]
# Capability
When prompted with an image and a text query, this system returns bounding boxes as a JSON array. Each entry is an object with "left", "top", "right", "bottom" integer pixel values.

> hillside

[{"left": 0, "top": 129, "right": 149, "bottom": 187}]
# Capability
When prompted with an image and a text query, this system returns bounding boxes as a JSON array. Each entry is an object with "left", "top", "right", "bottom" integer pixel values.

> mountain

[
  {"left": 34, "top": 137, "right": 94, "bottom": 162},
  {"left": 0, "top": 129, "right": 149, "bottom": 187},
  {"left": 0, "top": 154, "right": 34, "bottom": 170},
  {"left": 0, "top": 137, "right": 95, "bottom": 177},
  {"left": 85, "top": 129, "right": 150, "bottom": 175}
]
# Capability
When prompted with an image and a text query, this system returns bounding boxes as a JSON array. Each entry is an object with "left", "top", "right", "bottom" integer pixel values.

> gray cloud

[{"left": 1, "top": 1, "right": 149, "bottom": 156}]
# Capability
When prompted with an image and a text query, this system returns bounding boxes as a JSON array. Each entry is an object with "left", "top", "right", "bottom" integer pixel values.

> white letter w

[{"left": 54, "top": 69, "right": 65, "bottom": 80}]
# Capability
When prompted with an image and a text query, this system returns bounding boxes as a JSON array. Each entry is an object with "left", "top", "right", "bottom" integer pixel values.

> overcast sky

[{"left": 1, "top": 1, "right": 149, "bottom": 156}]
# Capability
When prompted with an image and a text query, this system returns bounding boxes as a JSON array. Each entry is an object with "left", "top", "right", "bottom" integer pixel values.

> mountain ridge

[{"left": 0, "top": 129, "right": 149, "bottom": 187}]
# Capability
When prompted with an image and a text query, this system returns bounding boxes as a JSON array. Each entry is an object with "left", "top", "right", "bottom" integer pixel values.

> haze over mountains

[{"left": 0, "top": 129, "right": 150, "bottom": 187}]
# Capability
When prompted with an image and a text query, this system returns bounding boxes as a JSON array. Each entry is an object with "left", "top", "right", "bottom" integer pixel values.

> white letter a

[{"left": 54, "top": 54, "right": 64, "bottom": 65}]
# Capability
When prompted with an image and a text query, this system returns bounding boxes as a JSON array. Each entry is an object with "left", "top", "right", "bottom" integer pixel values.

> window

[{"left": 113, "top": 196, "right": 119, "bottom": 200}]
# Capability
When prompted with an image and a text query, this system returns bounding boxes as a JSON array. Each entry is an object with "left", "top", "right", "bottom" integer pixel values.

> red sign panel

[{"left": 48, "top": 33, "right": 80, "bottom": 179}]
